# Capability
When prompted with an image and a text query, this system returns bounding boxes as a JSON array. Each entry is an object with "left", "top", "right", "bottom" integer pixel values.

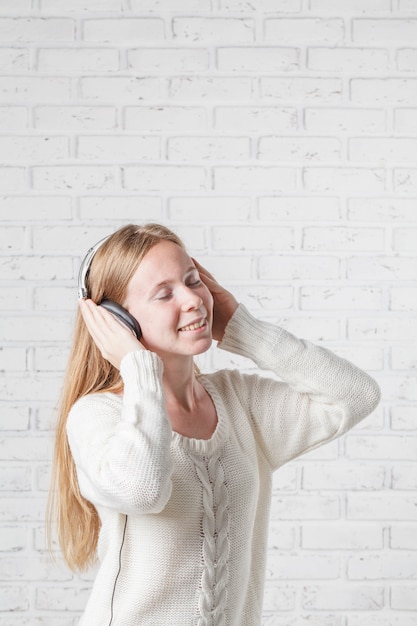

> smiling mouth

[{"left": 179, "top": 319, "right": 207, "bottom": 332}]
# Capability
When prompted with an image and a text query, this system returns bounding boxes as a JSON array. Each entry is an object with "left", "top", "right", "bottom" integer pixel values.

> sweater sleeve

[
  {"left": 217, "top": 304, "right": 381, "bottom": 470},
  {"left": 66, "top": 350, "right": 173, "bottom": 515}
]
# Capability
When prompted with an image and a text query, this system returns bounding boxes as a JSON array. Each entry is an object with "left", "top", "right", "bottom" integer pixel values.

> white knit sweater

[{"left": 66, "top": 304, "right": 380, "bottom": 626}]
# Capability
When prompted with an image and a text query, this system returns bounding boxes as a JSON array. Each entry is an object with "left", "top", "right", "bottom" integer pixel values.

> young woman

[{"left": 48, "top": 222, "right": 380, "bottom": 626}]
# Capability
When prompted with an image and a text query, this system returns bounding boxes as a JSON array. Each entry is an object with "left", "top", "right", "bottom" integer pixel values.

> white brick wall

[{"left": 0, "top": 0, "right": 416, "bottom": 624}]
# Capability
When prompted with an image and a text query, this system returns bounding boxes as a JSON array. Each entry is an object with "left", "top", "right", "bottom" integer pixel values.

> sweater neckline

[{"left": 170, "top": 375, "right": 228, "bottom": 456}]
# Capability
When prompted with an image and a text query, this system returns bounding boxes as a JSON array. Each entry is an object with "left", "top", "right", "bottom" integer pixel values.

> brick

[
  {"left": 391, "top": 585, "right": 417, "bottom": 610},
  {"left": 0, "top": 18, "right": 74, "bottom": 42},
  {"left": 303, "top": 584, "right": 383, "bottom": 610},
  {"left": 395, "top": 168, "right": 417, "bottom": 192},
  {"left": 265, "top": 18, "right": 344, "bottom": 44},
  {"left": 267, "top": 523, "right": 295, "bottom": 550},
  {"left": 0, "top": 226, "right": 26, "bottom": 252},
  {"left": 222, "top": 0, "right": 301, "bottom": 10},
  {"left": 173, "top": 18, "right": 255, "bottom": 42},
  {"left": 128, "top": 48, "right": 209, "bottom": 73},
  {"left": 214, "top": 166, "right": 297, "bottom": 192},
  {"left": 400, "top": 0, "right": 417, "bottom": 8},
  {"left": 262, "top": 77, "right": 342, "bottom": 102},
  {"left": 271, "top": 495, "right": 339, "bottom": 520},
  {"left": 349, "top": 553, "right": 417, "bottom": 580},
  {"left": 390, "top": 525, "right": 417, "bottom": 549},
  {"left": 1, "top": 317, "right": 72, "bottom": 342},
  {"left": 397, "top": 48, "right": 417, "bottom": 72},
  {"left": 258, "top": 196, "right": 340, "bottom": 221},
  {"left": 0, "top": 48, "right": 28, "bottom": 72},
  {"left": 169, "top": 226, "right": 206, "bottom": 252},
  {"left": 302, "top": 523, "right": 383, "bottom": 550},
  {"left": 347, "top": 197, "right": 417, "bottom": 221},
  {"left": 305, "top": 108, "right": 386, "bottom": 133},
  {"left": 40, "top": 0, "right": 122, "bottom": 9},
  {"left": 302, "top": 463, "right": 385, "bottom": 490},
  {"left": 0, "top": 288, "right": 27, "bottom": 311},
  {"left": 346, "top": 435, "right": 417, "bottom": 461},
  {"left": 215, "top": 106, "right": 297, "bottom": 131},
  {"left": 392, "top": 464, "right": 417, "bottom": 490},
  {"left": 168, "top": 136, "right": 250, "bottom": 162},
  {"left": 259, "top": 255, "right": 340, "bottom": 280},
  {"left": 308, "top": 47, "right": 388, "bottom": 72},
  {"left": 351, "top": 79, "right": 417, "bottom": 104},
  {"left": 310, "top": 0, "right": 390, "bottom": 11},
  {"left": 37, "top": 48, "right": 119, "bottom": 72},
  {"left": 34, "top": 106, "right": 116, "bottom": 131},
  {"left": 346, "top": 616, "right": 417, "bottom": 626},
  {"left": 348, "top": 318, "right": 417, "bottom": 341},
  {"left": 258, "top": 136, "right": 340, "bottom": 162},
  {"left": 0, "top": 347, "right": 27, "bottom": 372},
  {"left": 0, "top": 77, "right": 71, "bottom": 103},
  {"left": 0, "top": 106, "right": 27, "bottom": 131},
  {"left": 0, "top": 0, "right": 31, "bottom": 10},
  {"left": 391, "top": 346, "right": 417, "bottom": 370},
  {"left": 77, "top": 135, "right": 160, "bottom": 161},
  {"left": 349, "top": 138, "right": 417, "bottom": 163},
  {"left": 80, "top": 77, "right": 163, "bottom": 102},
  {"left": 348, "top": 494, "right": 417, "bottom": 520},
  {"left": 35, "top": 586, "right": 91, "bottom": 611},
  {"left": 347, "top": 256, "right": 417, "bottom": 280},
  {"left": 391, "top": 406, "right": 417, "bottom": 431},
  {"left": 0, "top": 136, "right": 69, "bottom": 162},
  {"left": 0, "top": 586, "right": 29, "bottom": 611},
  {"left": 79, "top": 196, "right": 162, "bottom": 220},
  {"left": 124, "top": 106, "right": 207, "bottom": 131},
  {"left": 0, "top": 527, "right": 26, "bottom": 552},
  {"left": 169, "top": 77, "right": 252, "bottom": 101},
  {"left": 270, "top": 554, "right": 340, "bottom": 580},
  {"left": 0, "top": 168, "right": 26, "bottom": 192},
  {"left": 353, "top": 19, "right": 417, "bottom": 43},
  {"left": 123, "top": 165, "right": 206, "bottom": 191},
  {"left": 217, "top": 47, "right": 299, "bottom": 72},
  {"left": 300, "top": 287, "right": 382, "bottom": 311},
  {"left": 394, "top": 108, "right": 417, "bottom": 134},
  {"left": 0, "top": 498, "right": 46, "bottom": 522},
  {"left": 0, "top": 466, "right": 31, "bottom": 491},
  {"left": 34, "top": 346, "right": 70, "bottom": 372},
  {"left": 83, "top": 18, "right": 164, "bottom": 43},
  {"left": 303, "top": 227, "right": 384, "bottom": 252},
  {"left": 393, "top": 228, "right": 417, "bottom": 252},
  {"left": 168, "top": 197, "right": 251, "bottom": 221},
  {"left": 0, "top": 407, "right": 30, "bottom": 431},
  {"left": 0, "top": 257, "right": 73, "bottom": 281},
  {"left": 304, "top": 167, "right": 385, "bottom": 193},
  {"left": 131, "top": 0, "right": 211, "bottom": 9},
  {"left": 212, "top": 226, "right": 294, "bottom": 251},
  {"left": 262, "top": 584, "right": 295, "bottom": 611},
  {"left": 32, "top": 165, "right": 117, "bottom": 191}
]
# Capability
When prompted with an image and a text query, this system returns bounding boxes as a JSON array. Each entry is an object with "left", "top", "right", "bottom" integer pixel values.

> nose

[{"left": 180, "top": 285, "right": 203, "bottom": 311}]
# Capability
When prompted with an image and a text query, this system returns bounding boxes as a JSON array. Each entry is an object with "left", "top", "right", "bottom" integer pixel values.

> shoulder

[{"left": 67, "top": 391, "right": 122, "bottom": 431}]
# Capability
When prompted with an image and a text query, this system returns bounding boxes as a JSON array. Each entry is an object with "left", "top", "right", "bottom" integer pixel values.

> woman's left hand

[{"left": 193, "top": 259, "right": 238, "bottom": 342}]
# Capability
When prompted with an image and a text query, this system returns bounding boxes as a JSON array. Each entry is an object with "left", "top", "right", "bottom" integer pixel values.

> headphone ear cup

[{"left": 99, "top": 299, "right": 142, "bottom": 340}]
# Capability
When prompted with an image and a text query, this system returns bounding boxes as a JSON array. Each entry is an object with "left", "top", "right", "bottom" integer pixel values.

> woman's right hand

[{"left": 79, "top": 299, "right": 144, "bottom": 370}]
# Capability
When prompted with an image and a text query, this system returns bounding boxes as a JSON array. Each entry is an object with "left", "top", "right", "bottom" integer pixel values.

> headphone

[{"left": 78, "top": 236, "right": 142, "bottom": 339}]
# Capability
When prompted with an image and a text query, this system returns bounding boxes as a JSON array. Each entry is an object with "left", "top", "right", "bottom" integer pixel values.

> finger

[{"left": 192, "top": 258, "right": 217, "bottom": 282}]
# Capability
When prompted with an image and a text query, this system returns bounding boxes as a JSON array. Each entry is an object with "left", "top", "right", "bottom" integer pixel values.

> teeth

[{"left": 180, "top": 319, "right": 206, "bottom": 332}]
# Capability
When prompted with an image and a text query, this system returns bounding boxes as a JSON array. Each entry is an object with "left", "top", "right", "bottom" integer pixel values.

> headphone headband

[{"left": 77, "top": 235, "right": 111, "bottom": 299}]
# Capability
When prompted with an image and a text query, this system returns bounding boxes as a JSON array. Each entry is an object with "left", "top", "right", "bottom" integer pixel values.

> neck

[{"left": 161, "top": 356, "right": 199, "bottom": 412}]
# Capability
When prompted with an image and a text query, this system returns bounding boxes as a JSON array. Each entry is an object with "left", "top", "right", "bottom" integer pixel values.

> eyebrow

[{"left": 149, "top": 266, "right": 198, "bottom": 293}]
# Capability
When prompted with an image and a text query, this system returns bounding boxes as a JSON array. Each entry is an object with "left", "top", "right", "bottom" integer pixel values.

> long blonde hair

[{"left": 47, "top": 223, "right": 185, "bottom": 572}]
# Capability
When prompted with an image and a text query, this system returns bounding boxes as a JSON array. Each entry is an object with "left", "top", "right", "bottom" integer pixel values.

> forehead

[{"left": 128, "top": 240, "right": 193, "bottom": 292}]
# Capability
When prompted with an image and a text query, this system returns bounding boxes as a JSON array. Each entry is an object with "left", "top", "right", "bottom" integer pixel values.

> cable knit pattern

[
  {"left": 193, "top": 454, "right": 230, "bottom": 625},
  {"left": 67, "top": 304, "right": 380, "bottom": 626}
]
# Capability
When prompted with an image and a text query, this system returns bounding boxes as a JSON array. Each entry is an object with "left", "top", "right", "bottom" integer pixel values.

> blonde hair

[{"left": 47, "top": 223, "right": 185, "bottom": 572}]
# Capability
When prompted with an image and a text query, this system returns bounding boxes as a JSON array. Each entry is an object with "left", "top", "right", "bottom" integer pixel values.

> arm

[
  {"left": 66, "top": 349, "right": 173, "bottom": 515},
  {"left": 218, "top": 304, "right": 381, "bottom": 469}
]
